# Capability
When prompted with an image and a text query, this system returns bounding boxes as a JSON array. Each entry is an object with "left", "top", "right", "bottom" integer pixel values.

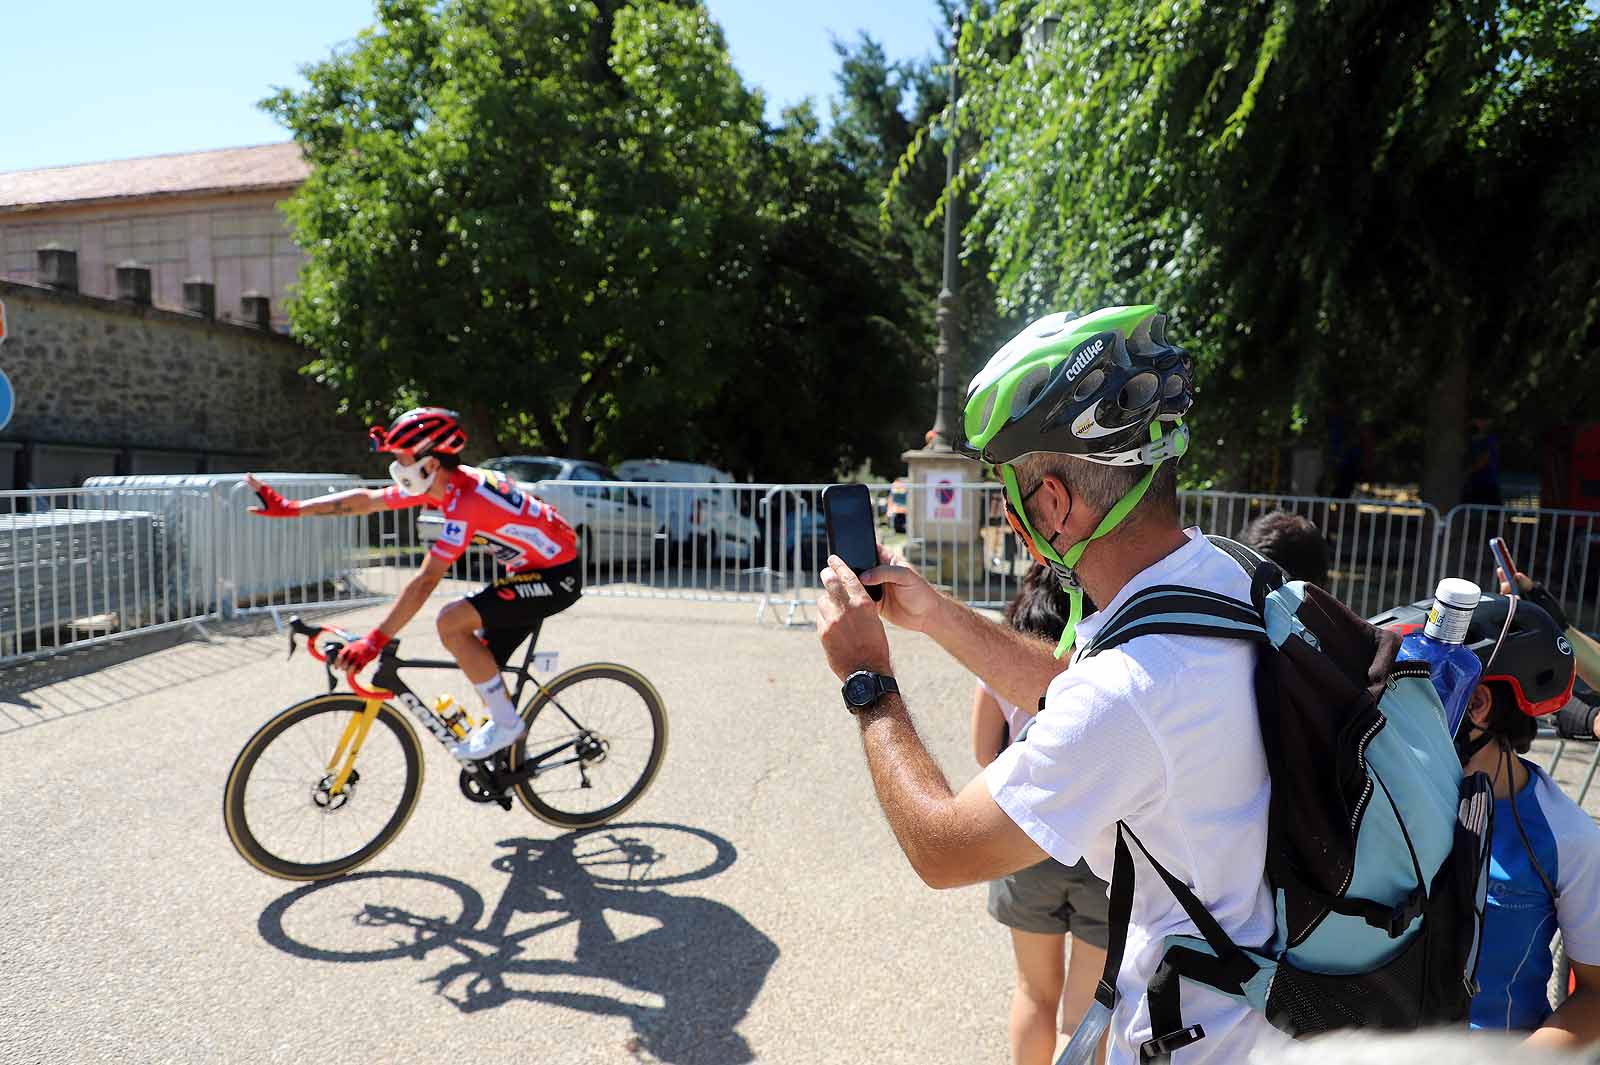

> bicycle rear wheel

[
  {"left": 508, "top": 663, "right": 667, "bottom": 828},
  {"left": 224, "top": 695, "right": 424, "bottom": 881}
]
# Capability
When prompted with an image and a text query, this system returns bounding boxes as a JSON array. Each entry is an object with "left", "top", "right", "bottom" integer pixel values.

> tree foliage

[
  {"left": 955, "top": 0, "right": 1600, "bottom": 503},
  {"left": 269, "top": 0, "right": 992, "bottom": 482}
]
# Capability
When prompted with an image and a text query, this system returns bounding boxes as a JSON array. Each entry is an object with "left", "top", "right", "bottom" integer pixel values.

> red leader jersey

[{"left": 384, "top": 467, "right": 578, "bottom": 571}]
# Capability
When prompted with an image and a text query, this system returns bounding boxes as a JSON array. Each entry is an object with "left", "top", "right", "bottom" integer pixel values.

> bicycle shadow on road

[{"left": 257, "top": 822, "right": 777, "bottom": 1065}]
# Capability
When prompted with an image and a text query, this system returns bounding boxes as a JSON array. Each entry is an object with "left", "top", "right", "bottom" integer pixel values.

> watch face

[{"left": 846, "top": 675, "right": 875, "bottom": 706}]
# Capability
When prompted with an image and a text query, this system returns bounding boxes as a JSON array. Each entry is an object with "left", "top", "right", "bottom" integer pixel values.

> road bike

[{"left": 223, "top": 616, "right": 668, "bottom": 881}]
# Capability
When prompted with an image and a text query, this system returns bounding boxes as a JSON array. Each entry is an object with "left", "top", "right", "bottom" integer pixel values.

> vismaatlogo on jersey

[
  {"left": 494, "top": 573, "right": 553, "bottom": 600},
  {"left": 441, "top": 520, "right": 467, "bottom": 546}
]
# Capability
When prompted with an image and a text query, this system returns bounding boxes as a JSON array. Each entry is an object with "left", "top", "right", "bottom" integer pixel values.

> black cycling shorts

[{"left": 465, "top": 560, "right": 583, "bottom": 666}]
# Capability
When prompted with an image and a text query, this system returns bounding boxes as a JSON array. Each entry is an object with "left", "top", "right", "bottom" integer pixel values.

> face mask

[{"left": 389, "top": 457, "right": 437, "bottom": 496}]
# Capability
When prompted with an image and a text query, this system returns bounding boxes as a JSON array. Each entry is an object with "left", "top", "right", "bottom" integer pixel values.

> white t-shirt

[{"left": 985, "top": 529, "right": 1288, "bottom": 1064}]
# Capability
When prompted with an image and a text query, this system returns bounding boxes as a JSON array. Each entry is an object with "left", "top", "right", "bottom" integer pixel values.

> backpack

[{"left": 1059, "top": 537, "right": 1494, "bottom": 1064}]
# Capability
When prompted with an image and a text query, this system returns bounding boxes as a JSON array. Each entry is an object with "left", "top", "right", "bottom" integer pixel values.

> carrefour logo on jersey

[{"left": 441, "top": 520, "right": 467, "bottom": 546}]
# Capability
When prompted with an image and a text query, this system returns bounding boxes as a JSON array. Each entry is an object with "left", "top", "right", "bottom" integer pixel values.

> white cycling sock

[{"left": 473, "top": 675, "right": 519, "bottom": 728}]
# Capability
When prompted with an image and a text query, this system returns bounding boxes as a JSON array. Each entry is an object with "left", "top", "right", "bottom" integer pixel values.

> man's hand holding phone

[
  {"left": 861, "top": 544, "right": 942, "bottom": 633},
  {"left": 818, "top": 556, "right": 893, "bottom": 682}
]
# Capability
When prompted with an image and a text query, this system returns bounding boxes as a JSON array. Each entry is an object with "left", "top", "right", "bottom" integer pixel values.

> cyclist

[
  {"left": 245, "top": 407, "right": 582, "bottom": 759},
  {"left": 1374, "top": 594, "right": 1599, "bottom": 1047}
]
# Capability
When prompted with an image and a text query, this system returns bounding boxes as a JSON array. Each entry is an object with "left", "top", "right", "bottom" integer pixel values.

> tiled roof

[{"left": 0, "top": 143, "right": 308, "bottom": 211}]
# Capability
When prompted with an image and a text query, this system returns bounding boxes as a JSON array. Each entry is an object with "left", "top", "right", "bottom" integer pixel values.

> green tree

[
  {"left": 836, "top": 28, "right": 1020, "bottom": 428},
  {"left": 953, "top": 0, "right": 1600, "bottom": 504},
  {"left": 682, "top": 103, "right": 929, "bottom": 482},
  {"left": 267, "top": 0, "right": 764, "bottom": 460}
]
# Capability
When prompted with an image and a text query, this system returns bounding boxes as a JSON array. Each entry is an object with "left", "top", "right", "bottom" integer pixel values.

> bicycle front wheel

[
  {"left": 223, "top": 695, "right": 425, "bottom": 881},
  {"left": 509, "top": 663, "right": 668, "bottom": 828}
]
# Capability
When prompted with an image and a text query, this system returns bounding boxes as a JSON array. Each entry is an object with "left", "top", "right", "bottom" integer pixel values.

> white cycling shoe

[{"left": 451, "top": 718, "right": 527, "bottom": 761}]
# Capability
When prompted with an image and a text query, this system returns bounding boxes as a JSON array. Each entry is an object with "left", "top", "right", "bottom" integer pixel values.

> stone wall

[{"left": 0, "top": 278, "right": 368, "bottom": 486}]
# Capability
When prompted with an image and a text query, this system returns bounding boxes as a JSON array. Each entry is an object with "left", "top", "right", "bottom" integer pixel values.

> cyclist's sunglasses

[
  {"left": 367, "top": 426, "right": 388, "bottom": 452},
  {"left": 1003, "top": 477, "right": 1052, "bottom": 568}
]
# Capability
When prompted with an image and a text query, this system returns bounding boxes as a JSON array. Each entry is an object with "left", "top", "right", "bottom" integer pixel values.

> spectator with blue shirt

[{"left": 1449, "top": 595, "right": 1599, "bottom": 1047}]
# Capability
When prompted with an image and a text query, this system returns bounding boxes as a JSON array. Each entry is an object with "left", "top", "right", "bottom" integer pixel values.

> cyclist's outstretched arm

[{"left": 246, "top": 473, "right": 393, "bottom": 518}]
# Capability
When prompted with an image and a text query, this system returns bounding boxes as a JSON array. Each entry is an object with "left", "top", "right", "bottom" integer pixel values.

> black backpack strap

[
  {"left": 1082, "top": 586, "right": 1269, "bottom": 661},
  {"left": 1205, "top": 534, "right": 1286, "bottom": 614},
  {"left": 1091, "top": 822, "right": 1263, "bottom": 1064}
]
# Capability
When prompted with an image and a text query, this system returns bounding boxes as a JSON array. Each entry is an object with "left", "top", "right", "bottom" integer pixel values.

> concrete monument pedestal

[{"left": 901, "top": 446, "right": 985, "bottom": 585}]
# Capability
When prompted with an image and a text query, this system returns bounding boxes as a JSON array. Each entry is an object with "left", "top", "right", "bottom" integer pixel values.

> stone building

[
  {"left": 0, "top": 144, "right": 369, "bottom": 489},
  {"left": 0, "top": 143, "right": 308, "bottom": 332},
  {"left": 0, "top": 278, "right": 360, "bottom": 489}
]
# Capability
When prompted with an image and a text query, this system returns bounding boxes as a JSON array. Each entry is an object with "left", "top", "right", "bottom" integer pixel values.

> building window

[
  {"left": 104, "top": 216, "right": 187, "bottom": 264},
  {"left": 0, "top": 223, "right": 82, "bottom": 276},
  {"left": 211, "top": 209, "right": 296, "bottom": 258}
]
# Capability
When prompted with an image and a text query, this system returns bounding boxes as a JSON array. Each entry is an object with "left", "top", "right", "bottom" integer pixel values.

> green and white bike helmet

[{"left": 962, "top": 305, "right": 1194, "bottom": 656}]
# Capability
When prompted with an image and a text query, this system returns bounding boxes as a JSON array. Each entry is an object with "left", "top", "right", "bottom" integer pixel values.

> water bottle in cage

[{"left": 432, "top": 695, "right": 477, "bottom": 741}]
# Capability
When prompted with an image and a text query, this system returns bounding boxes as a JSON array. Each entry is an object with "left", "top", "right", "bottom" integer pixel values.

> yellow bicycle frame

[{"left": 324, "top": 698, "right": 384, "bottom": 795}]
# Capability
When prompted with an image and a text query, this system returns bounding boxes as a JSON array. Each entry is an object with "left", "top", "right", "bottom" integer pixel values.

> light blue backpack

[{"left": 1056, "top": 538, "right": 1492, "bottom": 1064}]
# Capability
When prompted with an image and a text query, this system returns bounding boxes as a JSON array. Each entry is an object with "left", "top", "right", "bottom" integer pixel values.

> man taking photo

[{"left": 817, "top": 307, "right": 1286, "bottom": 1063}]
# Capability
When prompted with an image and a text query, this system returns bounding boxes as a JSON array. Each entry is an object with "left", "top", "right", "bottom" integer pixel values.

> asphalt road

[{"left": 0, "top": 592, "right": 1020, "bottom": 1065}]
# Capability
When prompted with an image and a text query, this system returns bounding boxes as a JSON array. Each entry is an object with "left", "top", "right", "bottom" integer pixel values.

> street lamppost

[{"left": 926, "top": 14, "right": 963, "bottom": 452}]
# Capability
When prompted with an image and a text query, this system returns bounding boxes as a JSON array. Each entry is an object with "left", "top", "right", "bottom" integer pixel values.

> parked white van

[{"left": 615, "top": 459, "right": 760, "bottom": 563}]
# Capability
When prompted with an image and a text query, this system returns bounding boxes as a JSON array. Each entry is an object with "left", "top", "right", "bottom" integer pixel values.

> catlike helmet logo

[
  {"left": 1062, "top": 338, "right": 1105, "bottom": 384},
  {"left": 1558, "top": 635, "right": 1574, "bottom": 656}
]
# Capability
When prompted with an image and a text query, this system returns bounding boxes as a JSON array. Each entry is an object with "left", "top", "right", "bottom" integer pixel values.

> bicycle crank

[{"left": 458, "top": 764, "right": 513, "bottom": 811}]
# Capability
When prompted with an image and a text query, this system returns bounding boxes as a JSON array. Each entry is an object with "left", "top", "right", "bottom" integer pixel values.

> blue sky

[{"left": 0, "top": 0, "right": 945, "bottom": 173}]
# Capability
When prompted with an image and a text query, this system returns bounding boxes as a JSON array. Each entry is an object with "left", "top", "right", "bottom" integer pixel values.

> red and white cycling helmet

[{"left": 368, "top": 407, "right": 467, "bottom": 458}]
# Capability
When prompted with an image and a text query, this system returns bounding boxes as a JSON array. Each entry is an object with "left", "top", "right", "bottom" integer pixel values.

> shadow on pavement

[{"left": 258, "top": 823, "right": 777, "bottom": 1064}]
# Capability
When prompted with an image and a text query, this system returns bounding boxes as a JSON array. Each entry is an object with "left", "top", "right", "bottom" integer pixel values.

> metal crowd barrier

[
  {"left": 1179, "top": 491, "right": 1442, "bottom": 619},
  {"left": 4, "top": 475, "right": 1600, "bottom": 676},
  {"left": 754, "top": 485, "right": 1445, "bottom": 624},
  {"left": 753, "top": 482, "right": 1019, "bottom": 623},
  {"left": 0, "top": 486, "right": 219, "bottom": 664},
  {"left": 1435, "top": 504, "right": 1600, "bottom": 632}
]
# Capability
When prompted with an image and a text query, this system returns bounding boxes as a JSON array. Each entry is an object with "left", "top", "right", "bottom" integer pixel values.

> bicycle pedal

[{"left": 495, "top": 794, "right": 512, "bottom": 812}]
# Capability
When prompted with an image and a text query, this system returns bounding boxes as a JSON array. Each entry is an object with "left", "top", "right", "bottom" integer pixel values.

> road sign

[{"left": 927, "top": 468, "right": 964, "bottom": 521}]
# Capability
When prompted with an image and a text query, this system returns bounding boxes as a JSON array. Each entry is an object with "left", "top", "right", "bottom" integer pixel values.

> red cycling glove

[
  {"left": 337, "top": 628, "right": 391, "bottom": 672},
  {"left": 250, "top": 482, "right": 302, "bottom": 518}
]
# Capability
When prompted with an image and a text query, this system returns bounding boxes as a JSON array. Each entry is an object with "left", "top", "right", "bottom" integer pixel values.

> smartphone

[
  {"left": 822, "top": 483, "right": 883, "bottom": 601},
  {"left": 1489, "top": 536, "right": 1518, "bottom": 595}
]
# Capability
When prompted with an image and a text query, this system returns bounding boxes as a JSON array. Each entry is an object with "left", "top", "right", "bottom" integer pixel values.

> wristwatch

[{"left": 841, "top": 670, "right": 899, "bottom": 713}]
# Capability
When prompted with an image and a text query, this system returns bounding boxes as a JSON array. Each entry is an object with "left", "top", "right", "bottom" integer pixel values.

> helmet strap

[
  {"left": 1455, "top": 727, "right": 1496, "bottom": 765},
  {"left": 1001, "top": 420, "right": 1177, "bottom": 660}
]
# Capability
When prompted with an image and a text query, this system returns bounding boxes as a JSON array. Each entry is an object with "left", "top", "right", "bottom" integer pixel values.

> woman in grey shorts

[{"left": 972, "top": 565, "right": 1110, "bottom": 1065}]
